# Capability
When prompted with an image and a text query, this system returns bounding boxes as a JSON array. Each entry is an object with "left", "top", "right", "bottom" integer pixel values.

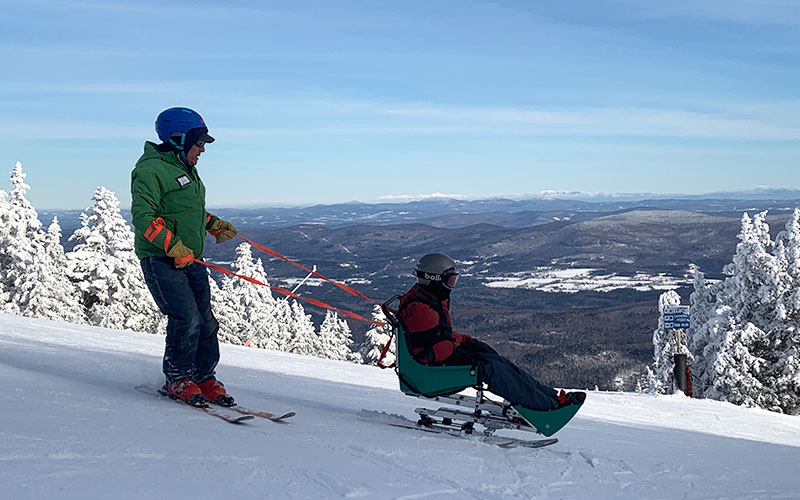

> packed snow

[{"left": 3, "top": 313, "right": 800, "bottom": 500}]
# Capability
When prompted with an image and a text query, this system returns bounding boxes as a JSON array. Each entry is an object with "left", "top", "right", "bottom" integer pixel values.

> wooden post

[{"left": 673, "top": 353, "right": 688, "bottom": 394}]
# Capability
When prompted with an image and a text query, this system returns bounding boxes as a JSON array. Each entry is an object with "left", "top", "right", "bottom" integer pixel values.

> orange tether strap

[
  {"left": 195, "top": 259, "right": 386, "bottom": 327},
  {"left": 202, "top": 234, "right": 400, "bottom": 368},
  {"left": 375, "top": 337, "right": 395, "bottom": 369},
  {"left": 235, "top": 235, "right": 384, "bottom": 307}
]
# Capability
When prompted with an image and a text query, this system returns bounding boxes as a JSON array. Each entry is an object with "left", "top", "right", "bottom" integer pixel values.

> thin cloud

[{"left": 3, "top": 100, "right": 799, "bottom": 142}]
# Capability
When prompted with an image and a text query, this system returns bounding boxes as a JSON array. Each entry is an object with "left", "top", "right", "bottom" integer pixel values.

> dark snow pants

[
  {"left": 140, "top": 257, "right": 220, "bottom": 384},
  {"left": 448, "top": 340, "right": 558, "bottom": 410}
]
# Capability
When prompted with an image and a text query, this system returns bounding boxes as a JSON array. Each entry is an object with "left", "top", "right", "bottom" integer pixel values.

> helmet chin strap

[{"left": 168, "top": 133, "right": 189, "bottom": 164}]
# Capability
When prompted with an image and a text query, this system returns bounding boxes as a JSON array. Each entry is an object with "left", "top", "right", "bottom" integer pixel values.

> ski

[
  {"left": 483, "top": 435, "right": 559, "bottom": 449},
  {"left": 208, "top": 401, "right": 296, "bottom": 422},
  {"left": 135, "top": 384, "right": 254, "bottom": 424},
  {"left": 358, "top": 410, "right": 558, "bottom": 449}
]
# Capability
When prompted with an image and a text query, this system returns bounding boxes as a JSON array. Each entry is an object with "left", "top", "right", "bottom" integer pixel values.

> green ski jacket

[{"left": 131, "top": 141, "right": 219, "bottom": 260}]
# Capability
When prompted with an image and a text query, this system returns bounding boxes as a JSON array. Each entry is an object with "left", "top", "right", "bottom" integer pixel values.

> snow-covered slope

[{"left": 2, "top": 313, "right": 799, "bottom": 500}]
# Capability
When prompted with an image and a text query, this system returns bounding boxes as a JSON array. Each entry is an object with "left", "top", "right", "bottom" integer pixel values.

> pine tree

[
  {"left": 268, "top": 298, "right": 299, "bottom": 351},
  {"left": 771, "top": 209, "right": 800, "bottom": 413},
  {"left": 209, "top": 277, "right": 245, "bottom": 345},
  {"left": 638, "top": 366, "right": 659, "bottom": 394},
  {"left": 774, "top": 344, "right": 800, "bottom": 414},
  {"left": 215, "top": 243, "right": 280, "bottom": 348},
  {"left": 19, "top": 217, "right": 86, "bottom": 322},
  {"left": 705, "top": 306, "right": 769, "bottom": 408},
  {"left": 0, "top": 162, "right": 42, "bottom": 315},
  {"left": 720, "top": 212, "right": 781, "bottom": 329},
  {"left": 66, "top": 187, "right": 164, "bottom": 333},
  {"left": 0, "top": 162, "right": 85, "bottom": 322},
  {"left": 687, "top": 265, "right": 721, "bottom": 396},
  {"left": 699, "top": 212, "right": 779, "bottom": 409},
  {"left": 287, "top": 300, "right": 322, "bottom": 355},
  {"left": 0, "top": 188, "right": 10, "bottom": 309},
  {"left": 360, "top": 304, "right": 395, "bottom": 367},
  {"left": 318, "top": 310, "right": 361, "bottom": 362},
  {"left": 773, "top": 209, "right": 800, "bottom": 334}
]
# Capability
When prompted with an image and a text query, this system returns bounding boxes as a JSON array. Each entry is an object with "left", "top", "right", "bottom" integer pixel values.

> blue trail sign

[{"left": 663, "top": 305, "right": 690, "bottom": 329}]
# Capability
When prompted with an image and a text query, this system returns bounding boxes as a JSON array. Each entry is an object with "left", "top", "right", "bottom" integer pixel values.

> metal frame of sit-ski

[
  {"left": 381, "top": 297, "right": 580, "bottom": 440},
  {"left": 411, "top": 391, "right": 553, "bottom": 438}
]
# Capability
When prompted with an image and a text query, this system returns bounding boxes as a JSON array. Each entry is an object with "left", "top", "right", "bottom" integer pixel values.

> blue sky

[{"left": 1, "top": 0, "right": 799, "bottom": 209}]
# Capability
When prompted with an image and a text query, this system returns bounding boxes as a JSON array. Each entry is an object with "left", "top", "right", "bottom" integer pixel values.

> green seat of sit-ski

[
  {"left": 513, "top": 403, "right": 583, "bottom": 437},
  {"left": 395, "top": 325, "right": 478, "bottom": 397}
]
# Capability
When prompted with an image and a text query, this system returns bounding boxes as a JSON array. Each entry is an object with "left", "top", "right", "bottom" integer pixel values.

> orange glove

[
  {"left": 208, "top": 219, "right": 237, "bottom": 244},
  {"left": 166, "top": 240, "right": 194, "bottom": 269}
]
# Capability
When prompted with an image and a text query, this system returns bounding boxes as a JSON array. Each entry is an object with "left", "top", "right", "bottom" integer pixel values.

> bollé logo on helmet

[{"left": 424, "top": 273, "right": 441, "bottom": 281}]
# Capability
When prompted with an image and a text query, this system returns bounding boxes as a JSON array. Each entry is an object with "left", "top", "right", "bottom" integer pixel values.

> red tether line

[
  {"left": 236, "top": 235, "right": 385, "bottom": 307},
  {"left": 196, "top": 260, "right": 386, "bottom": 327},
  {"left": 208, "top": 235, "right": 400, "bottom": 368}
]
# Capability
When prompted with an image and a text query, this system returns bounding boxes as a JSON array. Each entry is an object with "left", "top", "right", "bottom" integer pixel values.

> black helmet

[{"left": 414, "top": 253, "right": 459, "bottom": 289}]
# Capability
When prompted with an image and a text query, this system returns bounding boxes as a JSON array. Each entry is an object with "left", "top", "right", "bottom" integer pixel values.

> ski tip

[{"left": 270, "top": 411, "right": 296, "bottom": 422}]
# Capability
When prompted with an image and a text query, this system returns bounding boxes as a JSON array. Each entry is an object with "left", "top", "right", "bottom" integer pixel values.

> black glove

[{"left": 465, "top": 338, "right": 498, "bottom": 355}]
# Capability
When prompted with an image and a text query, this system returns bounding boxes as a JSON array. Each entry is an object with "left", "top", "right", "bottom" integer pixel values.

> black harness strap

[{"left": 398, "top": 295, "right": 453, "bottom": 364}]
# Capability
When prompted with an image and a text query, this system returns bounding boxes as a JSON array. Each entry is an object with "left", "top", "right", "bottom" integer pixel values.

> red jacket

[{"left": 398, "top": 284, "right": 472, "bottom": 364}]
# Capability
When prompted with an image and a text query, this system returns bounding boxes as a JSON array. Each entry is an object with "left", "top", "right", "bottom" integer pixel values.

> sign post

[{"left": 662, "top": 305, "right": 692, "bottom": 395}]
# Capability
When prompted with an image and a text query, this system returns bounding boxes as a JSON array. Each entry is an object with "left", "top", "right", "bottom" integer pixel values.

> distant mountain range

[
  {"left": 192, "top": 189, "right": 800, "bottom": 230},
  {"left": 42, "top": 188, "right": 800, "bottom": 232},
  {"left": 520, "top": 187, "right": 800, "bottom": 202}
]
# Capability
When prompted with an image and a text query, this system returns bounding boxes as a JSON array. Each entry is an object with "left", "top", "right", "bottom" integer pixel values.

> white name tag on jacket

[{"left": 176, "top": 175, "right": 191, "bottom": 187}]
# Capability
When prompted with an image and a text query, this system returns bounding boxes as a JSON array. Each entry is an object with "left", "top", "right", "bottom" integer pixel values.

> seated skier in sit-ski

[{"left": 398, "top": 253, "right": 586, "bottom": 411}]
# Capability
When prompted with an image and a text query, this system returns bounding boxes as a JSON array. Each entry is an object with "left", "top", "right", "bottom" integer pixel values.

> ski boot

[
  {"left": 164, "top": 378, "right": 205, "bottom": 407},
  {"left": 197, "top": 377, "right": 235, "bottom": 407},
  {"left": 556, "top": 389, "right": 586, "bottom": 408}
]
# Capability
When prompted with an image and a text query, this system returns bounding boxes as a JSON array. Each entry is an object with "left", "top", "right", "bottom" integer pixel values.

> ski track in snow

[{"left": 2, "top": 313, "right": 800, "bottom": 500}]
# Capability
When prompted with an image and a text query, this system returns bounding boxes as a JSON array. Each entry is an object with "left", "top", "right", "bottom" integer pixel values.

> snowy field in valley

[
  {"left": 272, "top": 268, "right": 689, "bottom": 295},
  {"left": 2, "top": 313, "right": 800, "bottom": 500},
  {"left": 481, "top": 268, "right": 688, "bottom": 293}
]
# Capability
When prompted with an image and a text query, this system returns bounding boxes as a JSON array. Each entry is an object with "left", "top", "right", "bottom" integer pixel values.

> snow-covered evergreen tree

[
  {"left": 720, "top": 212, "right": 782, "bottom": 329},
  {"left": 360, "top": 304, "right": 395, "bottom": 367},
  {"left": 0, "top": 162, "right": 84, "bottom": 322},
  {"left": 688, "top": 265, "right": 721, "bottom": 396},
  {"left": 287, "top": 300, "right": 322, "bottom": 355},
  {"left": 214, "top": 243, "right": 278, "bottom": 347},
  {"left": 704, "top": 306, "right": 770, "bottom": 408},
  {"left": 318, "top": 310, "right": 361, "bottom": 362},
  {"left": 771, "top": 209, "right": 800, "bottom": 413},
  {"left": 20, "top": 217, "right": 86, "bottom": 322},
  {"left": 66, "top": 187, "right": 164, "bottom": 333},
  {"left": 774, "top": 341, "right": 800, "bottom": 414},
  {"left": 639, "top": 365, "right": 659, "bottom": 394},
  {"left": 212, "top": 243, "right": 334, "bottom": 357},
  {"left": 651, "top": 290, "right": 686, "bottom": 394},
  {"left": 0, "top": 162, "right": 42, "bottom": 315},
  {"left": 209, "top": 277, "right": 245, "bottom": 345},
  {"left": 773, "top": 210, "right": 800, "bottom": 336},
  {"left": 694, "top": 212, "right": 781, "bottom": 410},
  {"left": 0, "top": 188, "right": 9, "bottom": 309},
  {"left": 268, "top": 298, "right": 300, "bottom": 351}
]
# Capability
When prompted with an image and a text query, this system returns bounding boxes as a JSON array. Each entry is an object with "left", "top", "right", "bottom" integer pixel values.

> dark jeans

[
  {"left": 449, "top": 339, "right": 558, "bottom": 410},
  {"left": 140, "top": 257, "right": 220, "bottom": 384}
]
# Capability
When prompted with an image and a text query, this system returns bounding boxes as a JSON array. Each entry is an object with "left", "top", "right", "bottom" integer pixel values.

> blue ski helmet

[{"left": 155, "top": 107, "right": 215, "bottom": 152}]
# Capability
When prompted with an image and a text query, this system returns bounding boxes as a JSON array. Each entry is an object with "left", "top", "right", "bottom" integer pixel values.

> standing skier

[
  {"left": 131, "top": 107, "right": 238, "bottom": 406},
  {"left": 399, "top": 253, "right": 585, "bottom": 411}
]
